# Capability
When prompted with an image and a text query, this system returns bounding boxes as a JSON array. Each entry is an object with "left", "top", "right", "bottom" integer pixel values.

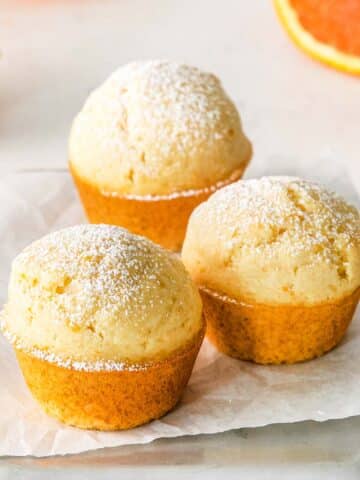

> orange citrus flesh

[
  {"left": 290, "top": 0, "right": 360, "bottom": 56},
  {"left": 274, "top": 0, "right": 360, "bottom": 74}
]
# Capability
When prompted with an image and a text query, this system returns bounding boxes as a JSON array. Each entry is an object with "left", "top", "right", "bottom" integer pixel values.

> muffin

[
  {"left": 1, "top": 224, "right": 204, "bottom": 430},
  {"left": 69, "top": 60, "right": 252, "bottom": 251},
  {"left": 182, "top": 177, "right": 360, "bottom": 364}
]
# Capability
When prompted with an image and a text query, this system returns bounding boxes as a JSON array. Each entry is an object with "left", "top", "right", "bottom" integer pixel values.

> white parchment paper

[{"left": 0, "top": 167, "right": 359, "bottom": 457}]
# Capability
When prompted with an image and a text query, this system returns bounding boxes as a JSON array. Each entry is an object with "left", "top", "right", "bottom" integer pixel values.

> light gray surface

[
  {"left": 2, "top": 419, "right": 360, "bottom": 479},
  {"left": 0, "top": 0, "right": 359, "bottom": 478}
]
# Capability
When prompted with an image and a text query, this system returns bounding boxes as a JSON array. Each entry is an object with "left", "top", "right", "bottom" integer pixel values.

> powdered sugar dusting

[
  {"left": 9, "top": 224, "right": 180, "bottom": 328},
  {"left": 100, "top": 167, "right": 244, "bottom": 200},
  {"left": 0, "top": 324, "right": 145, "bottom": 371},
  {"left": 98, "top": 60, "right": 239, "bottom": 157},
  {"left": 2, "top": 224, "right": 202, "bottom": 365},
  {"left": 70, "top": 60, "right": 250, "bottom": 196},
  {"left": 197, "top": 176, "right": 360, "bottom": 261}
]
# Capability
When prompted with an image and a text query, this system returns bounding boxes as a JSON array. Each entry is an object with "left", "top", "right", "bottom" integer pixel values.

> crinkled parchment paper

[{"left": 0, "top": 167, "right": 359, "bottom": 457}]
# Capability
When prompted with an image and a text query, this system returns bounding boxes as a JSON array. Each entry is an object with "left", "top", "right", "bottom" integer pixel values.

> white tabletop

[{"left": 1, "top": 1, "right": 359, "bottom": 478}]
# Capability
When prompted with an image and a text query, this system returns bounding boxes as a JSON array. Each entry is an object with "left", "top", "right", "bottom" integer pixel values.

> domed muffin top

[
  {"left": 69, "top": 60, "right": 251, "bottom": 196},
  {"left": 182, "top": 176, "right": 360, "bottom": 305},
  {"left": 1, "top": 224, "right": 202, "bottom": 369}
]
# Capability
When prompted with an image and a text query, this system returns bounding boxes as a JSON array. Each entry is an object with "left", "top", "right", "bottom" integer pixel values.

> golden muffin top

[
  {"left": 1, "top": 224, "right": 202, "bottom": 369},
  {"left": 182, "top": 176, "right": 360, "bottom": 305},
  {"left": 69, "top": 60, "right": 251, "bottom": 196}
]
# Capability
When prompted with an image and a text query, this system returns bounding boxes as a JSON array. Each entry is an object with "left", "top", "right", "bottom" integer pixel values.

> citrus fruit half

[{"left": 273, "top": 0, "right": 360, "bottom": 75}]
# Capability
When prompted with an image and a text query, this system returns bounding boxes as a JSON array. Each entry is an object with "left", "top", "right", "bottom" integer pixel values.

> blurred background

[{"left": 1, "top": 0, "right": 359, "bottom": 186}]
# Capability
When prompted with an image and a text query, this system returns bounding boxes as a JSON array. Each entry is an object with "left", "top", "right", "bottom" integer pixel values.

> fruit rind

[{"left": 273, "top": 0, "right": 360, "bottom": 75}]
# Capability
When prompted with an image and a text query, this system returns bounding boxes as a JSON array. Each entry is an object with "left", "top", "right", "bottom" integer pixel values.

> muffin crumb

[
  {"left": 182, "top": 176, "right": 360, "bottom": 305},
  {"left": 69, "top": 60, "right": 251, "bottom": 195},
  {"left": 2, "top": 224, "right": 202, "bottom": 366}
]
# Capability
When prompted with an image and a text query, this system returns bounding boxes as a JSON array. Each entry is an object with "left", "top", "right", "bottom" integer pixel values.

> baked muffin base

[
  {"left": 70, "top": 162, "right": 249, "bottom": 251},
  {"left": 15, "top": 329, "right": 204, "bottom": 430},
  {"left": 200, "top": 287, "right": 360, "bottom": 365}
]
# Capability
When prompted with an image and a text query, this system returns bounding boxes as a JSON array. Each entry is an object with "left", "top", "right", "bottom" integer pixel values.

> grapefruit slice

[{"left": 273, "top": 0, "right": 360, "bottom": 75}]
